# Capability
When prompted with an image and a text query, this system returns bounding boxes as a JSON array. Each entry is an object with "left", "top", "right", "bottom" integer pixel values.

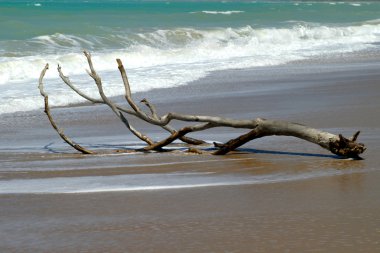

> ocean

[
  {"left": 2, "top": 3, "right": 380, "bottom": 250},
  {"left": 1, "top": 0, "right": 380, "bottom": 114}
]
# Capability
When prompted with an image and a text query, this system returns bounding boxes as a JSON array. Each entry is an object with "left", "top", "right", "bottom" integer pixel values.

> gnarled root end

[{"left": 329, "top": 132, "right": 366, "bottom": 159}]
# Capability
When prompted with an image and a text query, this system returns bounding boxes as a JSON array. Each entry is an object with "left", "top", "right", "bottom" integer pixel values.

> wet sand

[{"left": 1, "top": 59, "right": 380, "bottom": 252}]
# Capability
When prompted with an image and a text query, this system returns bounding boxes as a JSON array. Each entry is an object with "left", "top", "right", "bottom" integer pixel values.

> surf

[{"left": 1, "top": 0, "right": 380, "bottom": 115}]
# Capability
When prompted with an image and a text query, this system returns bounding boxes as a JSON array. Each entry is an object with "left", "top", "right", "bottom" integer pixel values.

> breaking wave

[
  {"left": 1, "top": 22, "right": 380, "bottom": 114},
  {"left": 190, "top": 10, "right": 245, "bottom": 15}
]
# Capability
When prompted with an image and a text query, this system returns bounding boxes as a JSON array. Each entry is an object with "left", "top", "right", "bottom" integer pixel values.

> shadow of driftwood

[
  {"left": 233, "top": 148, "right": 342, "bottom": 159},
  {"left": 43, "top": 142, "right": 60, "bottom": 154},
  {"left": 43, "top": 142, "right": 362, "bottom": 160}
]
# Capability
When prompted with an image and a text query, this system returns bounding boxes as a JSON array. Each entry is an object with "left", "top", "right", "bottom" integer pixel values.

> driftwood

[
  {"left": 38, "top": 64, "right": 94, "bottom": 154},
  {"left": 38, "top": 51, "right": 366, "bottom": 159}
]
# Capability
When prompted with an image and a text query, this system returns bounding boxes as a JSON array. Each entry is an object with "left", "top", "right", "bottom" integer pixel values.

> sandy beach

[{"left": 1, "top": 58, "right": 380, "bottom": 252}]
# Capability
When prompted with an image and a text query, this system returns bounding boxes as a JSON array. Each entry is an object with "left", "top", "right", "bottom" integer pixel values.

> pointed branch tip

[{"left": 351, "top": 131, "right": 360, "bottom": 142}]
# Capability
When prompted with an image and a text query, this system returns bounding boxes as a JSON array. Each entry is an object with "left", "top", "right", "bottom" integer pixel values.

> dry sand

[{"left": 1, "top": 59, "right": 380, "bottom": 252}]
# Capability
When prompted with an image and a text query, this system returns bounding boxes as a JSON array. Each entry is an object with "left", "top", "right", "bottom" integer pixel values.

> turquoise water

[
  {"left": 1, "top": 1, "right": 380, "bottom": 44},
  {"left": 1, "top": 0, "right": 380, "bottom": 114}
]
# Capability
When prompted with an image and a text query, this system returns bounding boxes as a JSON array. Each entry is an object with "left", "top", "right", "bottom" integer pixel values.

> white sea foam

[
  {"left": 1, "top": 22, "right": 380, "bottom": 114},
  {"left": 363, "top": 19, "right": 380, "bottom": 25},
  {"left": 191, "top": 10, "right": 244, "bottom": 15}
]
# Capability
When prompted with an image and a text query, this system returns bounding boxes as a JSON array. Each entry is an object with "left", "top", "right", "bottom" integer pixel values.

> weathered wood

[
  {"left": 144, "top": 123, "right": 214, "bottom": 151},
  {"left": 58, "top": 55, "right": 204, "bottom": 145},
  {"left": 83, "top": 51, "right": 154, "bottom": 146},
  {"left": 38, "top": 64, "right": 94, "bottom": 154},
  {"left": 38, "top": 52, "right": 367, "bottom": 159},
  {"left": 213, "top": 118, "right": 366, "bottom": 158}
]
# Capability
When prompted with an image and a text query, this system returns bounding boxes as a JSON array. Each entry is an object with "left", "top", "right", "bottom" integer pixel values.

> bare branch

[
  {"left": 144, "top": 123, "right": 215, "bottom": 151},
  {"left": 116, "top": 58, "right": 258, "bottom": 129},
  {"left": 83, "top": 51, "right": 154, "bottom": 145},
  {"left": 58, "top": 65, "right": 103, "bottom": 104},
  {"left": 38, "top": 64, "right": 95, "bottom": 154},
  {"left": 58, "top": 61, "right": 205, "bottom": 145},
  {"left": 117, "top": 59, "right": 156, "bottom": 124},
  {"left": 140, "top": 98, "right": 159, "bottom": 120},
  {"left": 39, "top": 52, "right": 366, "bottom": 159},
  {"left": 139, "top": 98, "right": 206, "bottom": 145},
  {"left": 117, "top": 57, "right": 207, "bottom": 144},
  {"left": 350, "top": 131, "right": 360, "bottom": 142}
]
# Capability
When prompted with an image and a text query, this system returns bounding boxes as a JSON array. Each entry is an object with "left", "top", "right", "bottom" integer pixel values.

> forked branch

[
  {"left": 58, "top": 55, "right": 204, "bottom": 145},
  {"left": 83, "top": 51, "right": 154, "bottom": 145},
  {"left": 38, "top": 52, "right": 367, "bottom": 159}
]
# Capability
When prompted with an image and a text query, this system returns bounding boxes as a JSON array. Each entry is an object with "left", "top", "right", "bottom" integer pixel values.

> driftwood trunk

[
  {"left": 38, "top": 51, "right": 366, "bottom": 159},
  {"left": 213, "top": 119, "right": 364, "bottom": 158}
]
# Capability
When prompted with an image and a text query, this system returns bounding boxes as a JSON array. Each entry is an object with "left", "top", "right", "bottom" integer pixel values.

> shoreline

[{"left": 1, "top": 55, "right": 380, "bottom": 252}]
